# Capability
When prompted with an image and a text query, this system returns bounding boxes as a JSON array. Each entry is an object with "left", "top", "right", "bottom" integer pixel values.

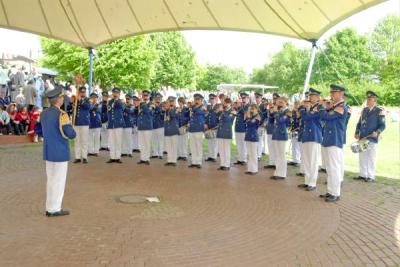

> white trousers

[
  {"left": 257, "top": 131, "right": 264, "bottom": 158},
  {"left": 320, "top": 146, "right": 326, "bottom": 169},
  {"left": 189, "top": 132, "right": 203, "bottom": 165},
  {"left": 132, "top": 127, "right": 139, "bottom": 150},
  {"left": 165, "top": 135, "right": 178, "bottom": 163},
  {"left": 359, "top": 142, "right": 377, "bottom": 179},
  {"left": 207, "top": 138, "right": 218, "bottom": 159},
  {"left": 323, "top": 146, "right": 343, "bottom": 197},
  {"left": 46, "top": 161, "right": 68, "bottom": 213},
  {"left": 263, "top": 133, "right": 268, "bottom": 154},
  {"left": 100, "top": 123, "right": 109, "bottom": 149},
  {"left": 122, "top": 128, "right": 133, "bottom": 155},
  {"left": 88, "top": 128, "right": 101, "bottom": 154},
  {"left": 74, "top": 125, "right": 89, "bottom": 160},
  {"left": 299, "top": 143, "right": 305, "bottom": 173},
  {"left": 273, "top": 140, "right": 287, "bottom": 177},
  {"left": 235, "top": 132, "right": 247, "bottom": 162},
  {"left": 151, "top": 128, "right": 164, "bottom": 156},
  {"left": 178, "top": 133, "right": 188, "bottom": 158},
  {"left": 291, "top": 137, "right": 301, "bottom": 164},
  {"left": 303, "top": 142, "right": 321, "bottom": 187},
  {"left": 266, "top": 134, "right": 275, "bottom": 165},
  {"left": 109, "top": 128, "right": 123, "bottom": 159},
  {"left": 246, "top": 141, "right": 258, "bottom": 173},
  {"left": 217, "top": 138, "right": 231, "bottom": 168},
  {"left": 138, "top": 130, "right": 152, "bottom": 161}
]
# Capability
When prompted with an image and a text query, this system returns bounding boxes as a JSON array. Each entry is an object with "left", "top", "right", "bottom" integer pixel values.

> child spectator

[
  {"left": 16, "top": 106, "right": 30, "bottom": 134},
  {"left": 29, "top": 106, "right": 41, "bottom": 142},
  {"left": 7, "top": 103, "right": 22, "bottom": 135},
  {"left": 0, "top": 103, "right": 11, "bottom": 135}
]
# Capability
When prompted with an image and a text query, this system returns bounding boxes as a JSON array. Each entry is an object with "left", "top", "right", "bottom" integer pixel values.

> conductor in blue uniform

[{"left": 41, "top": 85, "right": 76, "bottom": 217}]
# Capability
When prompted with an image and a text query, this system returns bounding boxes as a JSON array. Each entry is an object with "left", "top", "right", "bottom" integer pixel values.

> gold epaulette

[{"left": 59, "top": 110, "right": 70, "bottom": 139}]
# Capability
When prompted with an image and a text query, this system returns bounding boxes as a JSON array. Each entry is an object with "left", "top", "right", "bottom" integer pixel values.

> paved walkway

[{"left": 0, "top": 144, "right": 399, "bottom": 266}]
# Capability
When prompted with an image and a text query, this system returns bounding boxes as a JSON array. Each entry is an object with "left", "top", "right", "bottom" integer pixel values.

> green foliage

[
  {"left": 150, "top": 32, "right": 197, "bottom": 89},
  {"left": 196, "top": 63, "right": 248, "bottom": 91},
  {"left": 250, "top": 42, "right": 310, "bottom": 95},
  {"left": 40, "top": 32, "right": 196, "bottom": 90}
]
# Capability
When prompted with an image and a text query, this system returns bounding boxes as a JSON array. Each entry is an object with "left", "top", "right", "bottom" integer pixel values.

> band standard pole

[
  {"left": 88, "top": 48, "right": 94, "bottom": 95},
  {"left": 302, "top": 41, "right": 317, "bottom": 96}
]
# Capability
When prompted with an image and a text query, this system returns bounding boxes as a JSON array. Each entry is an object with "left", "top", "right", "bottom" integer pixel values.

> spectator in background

[
  {"left": 41, "top": 79, "right": 54, "bottom": 110},
  {"left": 35, "top": 72, "right": 45, "bottom": 110},
  {"left": 16, "top": 106, "right": 30, "bottom": 134},
  {"left": 0, "top": 65, "right": 9, "bottom": 97},
  {"left": 29, "top": 106, "right": 41, "bottom": 142},
  {"left": 0, "top": 91, "right": 9, "bottom": 107},
  {"left": 0, "top": 103, "right": 11, "bottom": 135},
  {"left": 15, "top": 87, "right": 26, "bottom": 109},
  {"left": 23, "top": 80, "right": 37, "bottom": 111},
  {"left": 7, "top": 103, "right": 21, "bottom": 135},
  {"left": 9, "top": 66, "right": 25, "bottom": 101}
]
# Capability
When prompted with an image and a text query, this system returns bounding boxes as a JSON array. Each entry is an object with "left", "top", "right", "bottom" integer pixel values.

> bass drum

[
  {"left": 351, "top": 139, "right": 370, "bottom": 153},
  {"left": 205, "top": 129, "right": 217, "bottom": 139}
]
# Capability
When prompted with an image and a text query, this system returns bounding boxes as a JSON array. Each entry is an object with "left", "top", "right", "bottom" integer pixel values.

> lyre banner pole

[
  {"left": 302, "top": 40, "right": 317, "bottom": 96},
  {"left": 88, "top": 48, "right": 94, "bottom": 95}
]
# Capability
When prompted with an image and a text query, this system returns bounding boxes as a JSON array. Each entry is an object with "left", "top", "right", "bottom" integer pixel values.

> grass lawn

[{"left": 203, "top": 107, "right": 400, "bottom": 180}]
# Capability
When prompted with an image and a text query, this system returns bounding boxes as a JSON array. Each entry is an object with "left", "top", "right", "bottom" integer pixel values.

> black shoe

[
  {"left": 82, "top": 158, "right": 88, "bottom": 164},
  {"left": 158, "top": 156, "right": 163, "bottom": 159},
  {"left": 106, "top": 159, "right": 114, "bottom": 163},
  {"left": 288, "top": 162, "right": 299, "bottom": 166},
  {"left": 319, "top": 168, "right": 327, "bottom": 173},
  {"left": 296, "top": 172, "right": 305, "bottom": 177},
  {"left": 264, "top": 165, "right": 275, "bottom": 169},
  {"left": 274, "top": 176, "right": 285, "bottom": 180},
  {"left": 181, "top": 157, "right": 187, "bottom": 161},
  {"left": 100, "top": 148, "right": 106, "bottom": 151},
  {"left": 73, "top": 159, "right": 81, "bottom": 164},
  {"left": 132, "top": 149, "right": 140, "bottom": 153},
  {"left": 205, "top": 157, "right": 216, "bottom": 162},
  {"left": 297, "top": 184, "right": 308, "bottom": 188},
  {"left": 270, "top": 176, "right": 277, "bottom": 180},
  {"left": 165, "top": 162, "right": 176, "bottom": 166},
  {"left": 150, "top": 156, "right": 158, "bottom": 159},
  {"left": 46, "top": 209, "right": 70, "bottom": 217},
  {"left": 218, "top": 166, "right": 230, "bottom": 171},
  {"left": 365, "top": 178, "right": 375, "bottom": 183},
  {"left": 353, "top": 176, "right": 367, "bottom": 180},
  {"left": 105, "top": 148, "right": 110, "bottom": 151},
  {"left": 115, "top": 159, "right": 123, "bottom": 164},
  {"left": 128, "top": 154, "right": 133, "bottom": 158},
  {"left": 196, "top": 164, "right": 202, "bottom": 169},
  {"left": 325, "top": 195, "right": 340, "bottom": 202},
  {"left": 93, "top": 153, "right": 98, "bottom": 157},
  {"left": 121, "top": 154, "right": 128, "bottom": 157},
  {"left": 245, "top": 171, "right": 257, "bottom": 175},
  {"left": 306, "top": 186, "right": 316, "bottom": 191},
  {"left": 319, "top": 193, "right": 331, "bottom": 198},
  {"left": 87, "top": 153, "right": 94, "bottom": 157},
  {"left": 163, "top": 151, "right": 168, "bottom": 155},
  {"left": 188, "top": 164, "right": 201, "bottom": 168},
  {"left": 137, "top": 160, "right": 149, "bottom": 165}
]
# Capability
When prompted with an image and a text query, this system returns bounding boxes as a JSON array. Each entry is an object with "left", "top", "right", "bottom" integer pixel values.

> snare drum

[
  {"left": 179, "top": 126, "right": 187, "bottom": 135},
  {"left": 205, "top": 129, "right": 217, "bottom": 139},
  {"left": 351, "top": 139, "right": 370, "bottom": 153}
]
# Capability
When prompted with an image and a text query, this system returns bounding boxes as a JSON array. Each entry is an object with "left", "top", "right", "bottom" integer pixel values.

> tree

[
  {"left": 318, "top": 28, "right": 377, "bottom": 83},
  {"left": 150, "top": 32, "right": 197, "bottom": 89},
  {"left": 196, "top": 64, "right": 247, "bottom": 90},
  {"left": 250, "top": 42, "right": 310, "bottom": 95},
  {"left": 369, "top": 15, "right": 400, "bottom": 62}
]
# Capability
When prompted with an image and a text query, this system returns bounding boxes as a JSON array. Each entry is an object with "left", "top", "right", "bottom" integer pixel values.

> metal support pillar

[
  {"left": 88, "top": 48, "right": 94, "bottom": 95},
  {"left": 302, "top": 41, "right": 317, "bottom": 96}
]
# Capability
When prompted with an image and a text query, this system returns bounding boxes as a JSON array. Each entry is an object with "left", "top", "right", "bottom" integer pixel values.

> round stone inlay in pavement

[{"left": 117, "top": 195, "right": 160, "bottom": 204}]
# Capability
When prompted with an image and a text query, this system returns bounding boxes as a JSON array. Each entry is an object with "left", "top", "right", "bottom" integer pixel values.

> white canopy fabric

[{"left": 0, "top": 0, "right": 388, "bottom": 48}]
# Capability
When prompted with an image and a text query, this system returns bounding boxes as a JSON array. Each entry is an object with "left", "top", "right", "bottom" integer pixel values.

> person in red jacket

[
  {"left": 28, "top": 105, "right": 41, "bottom": 141},
  {"left": 16, "top": 106, "right": 30, "bottom": 134},
  {"left": 7, "top": 103, "right": 22, "bottom": 135}
]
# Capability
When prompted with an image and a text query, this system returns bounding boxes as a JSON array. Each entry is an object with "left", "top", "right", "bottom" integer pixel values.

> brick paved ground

[{"left": 0, "top": 144, "right": 399, "bottom": 267}]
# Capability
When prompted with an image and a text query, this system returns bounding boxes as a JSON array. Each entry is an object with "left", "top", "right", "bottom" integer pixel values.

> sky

[{"left": 0, "top": 0, "right": 399, "bottom": 73}]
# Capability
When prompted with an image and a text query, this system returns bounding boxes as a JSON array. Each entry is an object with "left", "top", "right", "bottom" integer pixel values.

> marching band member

[
  {"left": 354, "top": 91, "right": 386, "bottom": 182},
  {"left": 188, "top": 93, "right": 206, "bottom": 168},
  {"left": 319, "top": 84, "right": 349, "bottom": 202},
  {"left": 41, "top": 86, "right": 76, "bottom": 217},
  {"left": 297, "top": 88, "right": 324, "bottom": 191},
  {"left": 288, "top": 100, "right": 301, "bottom": 166},
  {"left": 132, "top": 96, "right": 140, "bottom": 153},
  {"left": 234, "top": 92, "right": 250, "bottom": 165},
  {"left": 270, "top": 96, "right": 291, "bottom": 180},
  {"left": 244, "top": 104, "right": 261, "bottom": 175},
  {"left": 106, "top": 88, "right": 125, "bottom": 163},
  {"left": 264, "top": 93, "right": 280, "bottom": 169},
  {"left": 151, "top": 92, "right": 164, "bottom": 159},
  {"left": 216, "top": 99, "right": 236, "bottom": 171},
  {"left": 177, "top": 97, "right": 190, "bottom": 161},
  {"left": 137, "top": 90, "right": 153, "bottom": 165},
  {"left": 73, "top": 86, "right": 90, "bottom": 164},
  {"left": 88, "top": 93, "right": 102, "bottom": 157},
  {"left": 319, "top": 97, "right": 331, "bottom": 173},
  {"left": 100, "top": 91, "right": 109, "bottom": 151},
  {"left": 255, "top": 93, "right": 266, "bottom": 160},
  {"left": 121, "top": 94, "right": 135, "bottom": 158},
  {"left": 164, "top": 96, "right": 180, "bottom": 166},
  {"left": 205, "top": 93, "right": 219, "bottom": 162}
]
